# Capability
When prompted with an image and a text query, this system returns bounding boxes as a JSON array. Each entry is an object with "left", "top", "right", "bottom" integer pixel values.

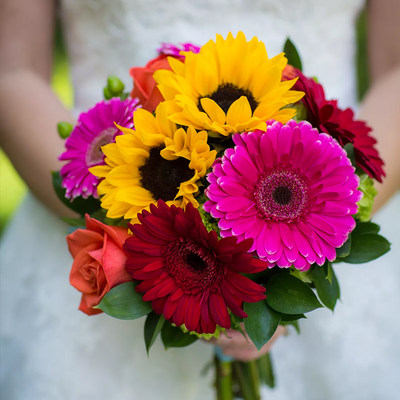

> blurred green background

[{"left": 0, "top": 10, "right": 369, "bottom": 235}]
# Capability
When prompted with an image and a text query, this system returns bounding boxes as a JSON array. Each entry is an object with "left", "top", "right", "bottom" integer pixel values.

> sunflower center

[
  {"left": 254, "top": 168, "right": 311, "bottom": 223},
  {"left": 86, "top": 127, "right": 116, "bottom": 166},
  {"left": 164, "top": 239, "right": 223, "bottom": 293},
  {"left": 200, "top": 83, "right": 259, "bottom": 114},
  {"left": 140, "top": 146, "right": 193, "bottom": 202}
]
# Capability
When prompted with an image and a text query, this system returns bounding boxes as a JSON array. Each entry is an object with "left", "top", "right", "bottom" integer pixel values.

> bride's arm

[
  {"left": 0, "top": 0, "right": 75, "bottom": 216},
  {"left": 359, "top": 0, "right": 400, "bottom": 212}
]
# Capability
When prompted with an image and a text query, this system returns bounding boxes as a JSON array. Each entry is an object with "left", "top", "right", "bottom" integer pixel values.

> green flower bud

[
  {"left": 57, "top": 121, "right": 74, "bottom": 139},
  {"left": 103, "top": 86, "right": 113, "bottom": 100},
  {"left": 107, "top": 75, "right": 125, "bottom": 95},
  {"left": 355, "top": 173, "right": 377, "bottom": 222}
]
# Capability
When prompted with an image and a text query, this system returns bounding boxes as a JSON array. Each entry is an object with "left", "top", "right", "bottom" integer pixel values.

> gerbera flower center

[
  {"left": 139, "top": 146, "right": 193, "bottom": 202},
  {"left": 200, "top": 83, "right": 259, "bottom": 114},
  {"left": 164, "top": 239, "right": 224, "bottom": 293},
  {"left": 254, "top": 168, "right": 311, "bottom": 223},
  {"left": 86, "top": 127, "right": 117, "bottom": 166},
  {"left": 273, "top": 186, "right": 293, "bottom": 205}
]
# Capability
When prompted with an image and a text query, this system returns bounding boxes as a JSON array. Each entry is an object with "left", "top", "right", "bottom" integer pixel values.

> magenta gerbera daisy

[
  {"left": 204, "top": 120, "right": 363, "bottom": 271},
  {"left": 59, "top": 97, "right": 140, "bottom": 199},
  {"left": 124, "top": 201, "right": 267, "bottom": 334},
  {"left": 157, "top": 42, "right": 200, "bottom": 59}
]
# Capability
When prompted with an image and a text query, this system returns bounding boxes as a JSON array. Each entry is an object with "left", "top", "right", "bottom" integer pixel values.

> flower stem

[
  {"left": 233, "top": 361, "right": 260, "bottom": 400},
  {"left": 256, "top": 353, "right": 275, "bottom": 388},
  {"left": 215, "top": 356, "right": 233, "bottom": 400},
  {"left": 248, "top": 360, "right": 261, "bottom": 400}
]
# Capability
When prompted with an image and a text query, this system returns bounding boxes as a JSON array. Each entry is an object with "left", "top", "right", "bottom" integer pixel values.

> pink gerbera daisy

[
  {"left": 124, "top": 201, "right": 266, "bottom": 334},
  {"left": 204, "top": 120, "right": 363, "bottom": 271},
  {"left": 157, "top": 42, "right": 200, "bottom": 59},
  {"left": 59, "top": 97, "right": 140, "bottom": 200}
]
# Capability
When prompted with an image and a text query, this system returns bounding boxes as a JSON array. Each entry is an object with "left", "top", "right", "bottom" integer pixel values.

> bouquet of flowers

[{"left": 54, "top": 32, "right": 390, "bottom": 400}]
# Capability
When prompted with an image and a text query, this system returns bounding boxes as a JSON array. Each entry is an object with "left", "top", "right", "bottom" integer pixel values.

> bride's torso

[
  {"left": 8, "top": 2, "right": 400, "bottom": 400},
  {"left": 60, "top": 0, "right": 365, "bottom": 111}
]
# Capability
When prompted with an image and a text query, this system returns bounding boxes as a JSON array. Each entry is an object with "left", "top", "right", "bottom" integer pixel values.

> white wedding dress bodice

[{"left": 2, "top": 1, "right": 400, "bottom": 399}]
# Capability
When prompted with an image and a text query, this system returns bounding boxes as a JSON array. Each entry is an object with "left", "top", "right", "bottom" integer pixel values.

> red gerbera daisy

[
  {"left": 124, "top": 201, "right": 267, "bottom": 334},
  {"left": 283, "top": 65, "right": 385, "bottom": 182}
]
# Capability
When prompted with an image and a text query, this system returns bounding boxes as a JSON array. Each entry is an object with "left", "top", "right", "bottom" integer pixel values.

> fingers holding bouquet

[{"left": 209, "top": 325, "right": 287, "bottom": 362}]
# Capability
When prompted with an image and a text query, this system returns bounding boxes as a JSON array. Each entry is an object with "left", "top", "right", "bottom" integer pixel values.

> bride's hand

[{"left": 207, "top": 325, "right": 287, "bottom": 362}]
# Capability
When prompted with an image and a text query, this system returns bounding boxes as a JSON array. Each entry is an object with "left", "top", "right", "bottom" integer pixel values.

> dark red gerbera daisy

[
  {"left": 123, "top": 201, "right": 267, "bottom": 334},
  {"left": 283, "top": 65, "right": 385, "bottom": 182}
]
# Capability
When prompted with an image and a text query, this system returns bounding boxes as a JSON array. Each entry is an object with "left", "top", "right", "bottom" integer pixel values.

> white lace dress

[{"left": 2, "top": 1, "right": 399, "bottom": 399}]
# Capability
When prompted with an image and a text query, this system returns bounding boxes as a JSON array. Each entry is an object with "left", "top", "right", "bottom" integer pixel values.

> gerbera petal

[{"left": 206, "top": 121, "right": 361, "bottom": 269}]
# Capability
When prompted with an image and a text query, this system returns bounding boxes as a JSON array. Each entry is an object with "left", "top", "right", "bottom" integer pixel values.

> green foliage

[
  {"left": 52, "top": 171, "right": 101, "bottom": 215},
  {"left": 57, "top": 121, "right": 74, "bottom": 139},
  {"left": 341, "top": 221, "right": 390, "bottom": 263},
  {"left": 256, "top": 353, "right": 275, "bottom": 388},
  {"left": 197, "top": 198, "right": 221, "bottom": 234},
  {"left": 243, "top": 301, "right": 281, "bottom": 351},
  {"left": 291, "top": 101, "right": 308, "bottom": 122},
  {"left": 96, "top": 282, "right": 152, "bottom": 319},
  {"left": 144, "top": 312, "right": 166, "bottom": 354},
  {"left": 283, "top": 38, "right": 303, "bottom": 71},
  {"left": 343, "top": 143, "right": 356, "bottom": 167},
  {"left": 310, "top": 263, "right": 340, "bottom": 311},
  {"left": 336, "top": 236, "right": 352, "bottom": 259},
  {"left": 266, "top": 272, "right": 322, "bottom": 314},
  {"left": 107, "top": 75, "right": 125, "bottom": 94},
  {"left": 355, "top": 7, "right": 370, "bottom": 101},
  {"left": 103, "top": 75, "right": 128, "bottom": 100},
  {"left": 356, "top": 174, "right": 378, "bottom": 222},
  {"left": 161, "top": 323, "right": 198, "bottom": 349}
]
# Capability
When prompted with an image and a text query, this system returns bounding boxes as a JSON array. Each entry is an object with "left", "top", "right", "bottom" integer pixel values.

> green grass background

[{"left": 0, "top": 10, "right": 369, "bottom": 235}]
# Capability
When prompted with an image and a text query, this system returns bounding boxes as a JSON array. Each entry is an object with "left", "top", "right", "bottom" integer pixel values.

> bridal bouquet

[{"left": 54, "top": 32, "right": 390, "bottom": 400}]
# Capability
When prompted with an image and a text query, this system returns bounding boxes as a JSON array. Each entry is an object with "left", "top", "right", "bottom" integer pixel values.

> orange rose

[
  {"left": 67, "top": 215, "right": 132, "bottom": 315},
  {"left": 129, "top": 55, "right": 171, "bottom": 112}
]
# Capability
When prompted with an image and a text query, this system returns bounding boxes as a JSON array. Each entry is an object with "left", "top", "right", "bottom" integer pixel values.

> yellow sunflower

[
  {"left": 90, "top": 102, "right": 216, "bottom": 222},
  {"left": 154, "top": 31, "right": 304, "bottom": 137}
]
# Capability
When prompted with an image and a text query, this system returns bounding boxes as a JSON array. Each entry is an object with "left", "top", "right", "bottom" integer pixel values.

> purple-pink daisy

[
  {"left": 157, "top": 42, "right": 200, "bottom": 59},
  {"left": 204, "top": 120, "right": 363, "bottom": 271},
  {"left": 59, "top": 97, "right": 140, "bottom": 200}
]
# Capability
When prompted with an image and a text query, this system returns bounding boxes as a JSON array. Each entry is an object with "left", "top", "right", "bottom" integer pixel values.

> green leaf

[
  {"left": 311, "top": 263, "right": 340, "bottom": 311},
  {"left": 283, "top": 38, "right": 303, "bottom": 71},
  {"left": 144, "top": 312, "right": 165, "bottom": 354},
  {"left": 343, "top": 143, "right": 356, "bottom": 167},
  {"left": 280, "top": 319, "right": 301, "bottom": 334},
  {"left": 326, "top": 262, "right": 334, "bottom": 284},
  {"left": 243, "top": 301, "right": 281, "bottom": 351},
  {"left": 352, "top": 221, "right": 380, "bottom": 236},
  {"left": 280, "top": 313, "right": 306, "bottom": 322},
  {"left": 266, "top": 272, "right": 322, "bottom": 314},
  {"left": 61, "top": 216, "right": 85, "bottom": 227},
  {"left": 161, "top": 323, "right": 198, "bottom": 349},
  {"left": 341, "top": 233, "right": 390, "bottom": 263},
  {"left": 52, "top": 171, "right": 101, "bottom": 215},
  {"left": 96, "top": 282, "right": 152, "bottom": 320},
  {"left": 336, "top": 236, "right": 351, "bottom": 258}
]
